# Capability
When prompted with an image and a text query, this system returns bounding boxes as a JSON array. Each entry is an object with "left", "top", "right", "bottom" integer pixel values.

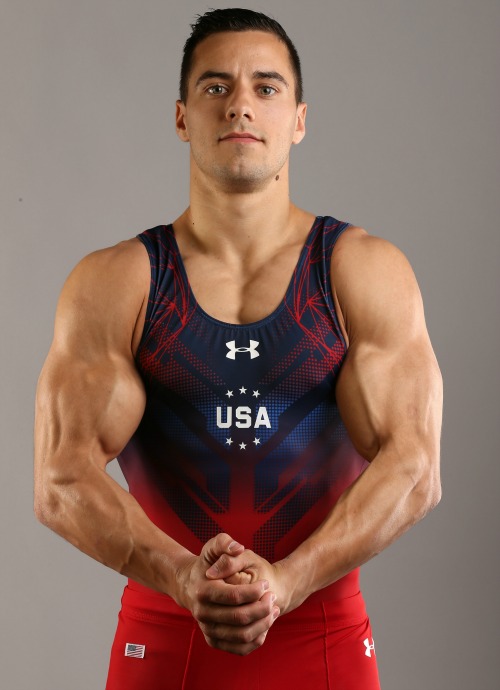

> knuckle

[
  {"left": 225, "top": 587, "right": 242, "bottom": 605},
  {"left": 217, "top": 554, "right": 230, "bottom": 571},
  {"left": 232, "top": 609, "right": 250, "bottom": 626},
  {"left": 257, "top": 631, "right": 268, "bottom": 646},
  {"left": 200, "top": 621, "right": 218, "bottom": 638},
  {"left": 216, "top": 532, "right": 230, "bottom": 549},
  {"left": 204, "top": 635, "right": 219, "bottom": 650},
  {"left": 193, "top": 605, "right": 210, "bottom": 624},
  {"left": 192, "top": 582, "right": 206, "bottom": 602},
  {"left": 198, "top": 622, "right": 214, "bottom": 638},
  {"left": 240, "top": 628, "right": 254, "bottom": 644}
]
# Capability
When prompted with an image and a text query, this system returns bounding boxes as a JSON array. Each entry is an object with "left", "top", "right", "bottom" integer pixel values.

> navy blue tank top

[{"left": 118, "top": 215, "right": 368, "bottom": 564}]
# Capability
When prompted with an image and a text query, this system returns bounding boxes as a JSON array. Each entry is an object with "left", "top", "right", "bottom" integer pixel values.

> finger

[
  {"left": 200, "top": 604, "right": 280, "bottom": 651},
  {"left": 202, "top": 632, "right": 267, "bottom": 656},
  {"left": 205, "top": 550, "right": 257, "bottom": 580},
  {"left": 197, "top": 578, "right": 270, "bottom": 607},
  {"left": 224, "top": 571, "right": 253, "bottom": 585},
  {"left": 197, "top": 590, "right": 276, "bottom": 627},
  {"left": 201, "top": 533, "right": 244, "bottom": 569}
]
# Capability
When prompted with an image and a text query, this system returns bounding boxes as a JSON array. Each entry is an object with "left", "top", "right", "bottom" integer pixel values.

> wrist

[
  {"left": 273, "top": 556, "right": 309, "bottom": 613},
  {"left": 171, "top": 551, "right": 198, "bottom": 609},
  {"left": 140, "top": 542, "right": 195, "bottom": 606},
  {"left": 274, "top": 539, "right": 326, "bottom": 612}
]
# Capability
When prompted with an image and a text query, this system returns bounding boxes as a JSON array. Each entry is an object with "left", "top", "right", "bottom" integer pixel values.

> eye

[
  {"left": 258, "top": 85, "right": 277, "bottom": 96},
  {"left": 206, "top": 84, "right": 228, "bottom": 95}
]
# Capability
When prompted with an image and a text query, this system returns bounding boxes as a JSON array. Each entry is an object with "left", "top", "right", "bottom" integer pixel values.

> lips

[{"left": 220, "top": 132, "right": 261, "bottom": 142}]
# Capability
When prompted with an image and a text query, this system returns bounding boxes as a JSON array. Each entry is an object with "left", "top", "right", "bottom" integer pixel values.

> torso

[{"left": 120, "top": 215, "right": 368, "bottom": 566}]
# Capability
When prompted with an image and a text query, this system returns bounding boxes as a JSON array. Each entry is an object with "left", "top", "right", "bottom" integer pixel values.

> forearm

[
  {"left": 35, "top": 461, "right": 192, "bottom": 601},
  {"left": 279, "top": 444, "right": 441, "bottom": 607}
]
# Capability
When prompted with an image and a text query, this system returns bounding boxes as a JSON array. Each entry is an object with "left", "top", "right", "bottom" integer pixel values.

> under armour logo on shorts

[
  {"left": 364, "top": 637, "right": 376, "bottom": 657},
  {"left": 226, "top": 340, "right": 260, "bottom": 359}
]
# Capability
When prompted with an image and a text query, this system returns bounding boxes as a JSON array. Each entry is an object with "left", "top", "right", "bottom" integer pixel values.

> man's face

[{"left": 176, "top": 31, "right": 307, "bottom": 192}]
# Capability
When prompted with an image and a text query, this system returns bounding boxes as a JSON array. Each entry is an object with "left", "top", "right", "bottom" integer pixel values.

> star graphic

[
  {"left": 239, "top": 442, "right": 247, "bottom": 450},
  {"left": 252, "top": 390, "right": 260, "bottom": 398},
  {"left": 253, "top": 437, "right": 261, "bottom": 446},
  {"left": 239, "top": 386, "right": 247, "bottom": 394},
  {"left": 226, "top": 390, "right": 234, "bottom": 398},
  {"left": 225, "top": 438, "right": 233, "bottom": 446}
]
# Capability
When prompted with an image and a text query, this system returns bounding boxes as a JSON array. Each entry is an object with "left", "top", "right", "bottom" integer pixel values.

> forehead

[{"left": 190, "top": 30, "right": 293, "bottom": 78}]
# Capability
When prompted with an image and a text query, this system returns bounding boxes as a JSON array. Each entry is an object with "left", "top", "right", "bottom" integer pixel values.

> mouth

[{"left": 219, "top": 132, "right": 262, "bottom": 143}]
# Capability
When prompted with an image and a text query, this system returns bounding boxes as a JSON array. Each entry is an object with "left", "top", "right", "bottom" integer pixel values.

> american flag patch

[{"left": 125, "top": 643, "right": 145, "bottom": 659}]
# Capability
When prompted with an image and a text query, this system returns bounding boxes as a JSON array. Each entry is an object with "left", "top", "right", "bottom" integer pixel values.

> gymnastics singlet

[{"left": 105, "top": 215, "right": 381, "bottom": 690}]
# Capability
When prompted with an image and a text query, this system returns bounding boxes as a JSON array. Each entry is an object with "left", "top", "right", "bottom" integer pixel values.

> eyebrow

[
  {"left": 195, "top": 70, "right": 289, "bottom": 89},
  {"left": 254, "top": 71, "right": 289, "bottom": 88}
]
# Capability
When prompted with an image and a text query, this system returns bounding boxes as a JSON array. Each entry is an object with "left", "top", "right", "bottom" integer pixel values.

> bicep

[
  {"left": 336, "top": 336, "right": 442, "bottom": 467},
  {"left": 35, "top": 351, "right": 146, "bottom": 481},
  {"left": 333, "top": 233, "right": 443, "bottom": 469},
  {"left": 34, "top": 242, "right": 148, "bottom": 488}
]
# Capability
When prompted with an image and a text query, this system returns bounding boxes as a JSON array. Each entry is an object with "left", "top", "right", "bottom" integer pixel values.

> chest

[
  {"left": 136, "top": 218, "right": 348, "bottom": 378},
  {"left": 180, "top": 243, "right": 305, "bottom": 325},
  {"left": 138, "top": 243, "right": 346, "bottom": 405}
]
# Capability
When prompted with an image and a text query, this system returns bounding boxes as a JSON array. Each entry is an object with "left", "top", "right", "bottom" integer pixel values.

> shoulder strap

[
  {"left": 311, "top": 215, "right": 351, "bottom": 347},
  {"left": 136, "top": 224, "right": 193, "bottom": 343},
  {"left": 136, "top": 225, "right": 165, "bottom": 297},
  {"left": 318, "top": 215, "right": 352, "bottom": 279}
]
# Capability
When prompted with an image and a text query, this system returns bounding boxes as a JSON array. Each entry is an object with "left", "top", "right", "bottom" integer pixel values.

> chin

[{"left": 212, "top": 165, "right": 274, "bottom": 192}]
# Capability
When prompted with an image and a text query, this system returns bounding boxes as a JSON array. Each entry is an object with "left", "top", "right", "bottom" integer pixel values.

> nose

[{"left": 225, "top": 86, "right": 255, "bottom": 122}]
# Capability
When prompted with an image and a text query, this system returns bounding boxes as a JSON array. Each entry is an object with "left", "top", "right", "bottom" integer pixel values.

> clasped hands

[{"left": 175, "top": 533, "right": 290, "bottom": 656}]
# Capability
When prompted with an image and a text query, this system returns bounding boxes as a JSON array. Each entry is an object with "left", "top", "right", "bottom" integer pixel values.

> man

[{"left": 34, "top": 8, "right": 442, "bottom": 690}]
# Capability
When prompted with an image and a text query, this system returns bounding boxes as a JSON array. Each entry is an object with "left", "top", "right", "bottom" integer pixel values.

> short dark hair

[{"left": 179, "top": 8, "right": 303, "bottom": 104}]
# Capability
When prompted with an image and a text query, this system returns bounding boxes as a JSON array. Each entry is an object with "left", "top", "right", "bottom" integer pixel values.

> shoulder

[
  {"left": 332, "top": 225, "right": 416, "bottom": 282},
  {"left": 63, "top": 238, "right": 149, "bottom": 304},
  {"left": 55, "top": 238, "right": 150, "bottom": 355},
  {"left": 69, "top": 237, "right": 149, "bottom": 285},
  {"left": 331, "top": 226, "right": 424, "bottom": 344}
]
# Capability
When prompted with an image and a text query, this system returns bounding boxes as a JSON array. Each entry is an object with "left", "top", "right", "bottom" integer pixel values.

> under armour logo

[
  {"left": 226, "top": 340, "right": 260, "bottom": 359},
  {"left": 364, "top": 638, "right": 376, "bottom": 658}
]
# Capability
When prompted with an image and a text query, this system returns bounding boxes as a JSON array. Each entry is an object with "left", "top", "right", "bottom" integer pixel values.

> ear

[
  {"left": 175, "top": 100, "right": 190, "bottom": 142},
  {"left": 292, "top": 102, "right": 307, "bottom": 145}
]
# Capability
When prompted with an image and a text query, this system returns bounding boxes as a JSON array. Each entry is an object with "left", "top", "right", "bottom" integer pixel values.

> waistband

[{"left": 123, "top": 569, "right": 366, "bottom": 631}]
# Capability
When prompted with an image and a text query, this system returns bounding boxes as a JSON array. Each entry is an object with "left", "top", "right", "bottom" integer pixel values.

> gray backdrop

[{"left": 2, "top": 0, "right": 499, "bottom": 688}]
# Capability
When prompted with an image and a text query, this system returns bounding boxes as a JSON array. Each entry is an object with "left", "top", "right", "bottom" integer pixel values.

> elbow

[
  {"left": 34, "top": 481, "right": 61, "bottom": 528},
  {"left": 34, "top": 471, "right": 74, "bottom": 533},
  {"left": 420, "top": 481, "right": 441, "bottom": 517},
  {"left": 34, "top": 450, "right": 86, "bottom": 530},
  {"left": 427, "top": 472, "right": 442, "bottom": 510},
  {"left": 411, "top": 460, "right": 442, "bottom": 521}
]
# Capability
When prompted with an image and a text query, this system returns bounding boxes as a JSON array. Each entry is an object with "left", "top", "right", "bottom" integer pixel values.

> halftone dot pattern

[
  {"left": 119, "top": 217, "right": 369, "bottom": 562},
  {"left": 254, "top": 401, "right": 346, "bottom": 504}
]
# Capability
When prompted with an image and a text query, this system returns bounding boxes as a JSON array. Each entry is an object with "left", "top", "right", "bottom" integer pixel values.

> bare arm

[
  {"left": 206, "top": 229, "right": 443, "bottom": 613},
  {"left": 34, "top": 239, "right": 186, "bottom": 591},
  {"left": 283, "top": 230, "right": 443, "bottom": 601},
  {"left": 34, "top": 239, "right": 276, "bottom": 654}
]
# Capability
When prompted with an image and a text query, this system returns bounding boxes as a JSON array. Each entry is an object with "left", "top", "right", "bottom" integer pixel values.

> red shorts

[{"left": 106, "top": 578, "right": 380, "bottom": 690}]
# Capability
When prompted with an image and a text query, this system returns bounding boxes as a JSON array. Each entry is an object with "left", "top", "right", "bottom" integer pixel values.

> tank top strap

[
  {"left": 136, "top": 224, "right": 194, "bottom": 343},
  {"left": 291, "top": 216, "right": 351, "bottom": 346},
  {"left": 320, "top": 215, "right": 353, "bottom": 262}
]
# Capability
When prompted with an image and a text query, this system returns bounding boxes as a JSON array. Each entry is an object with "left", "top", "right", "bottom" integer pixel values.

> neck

[{"left": 174, "top": 161, "right": 306, "bottom": 258}]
